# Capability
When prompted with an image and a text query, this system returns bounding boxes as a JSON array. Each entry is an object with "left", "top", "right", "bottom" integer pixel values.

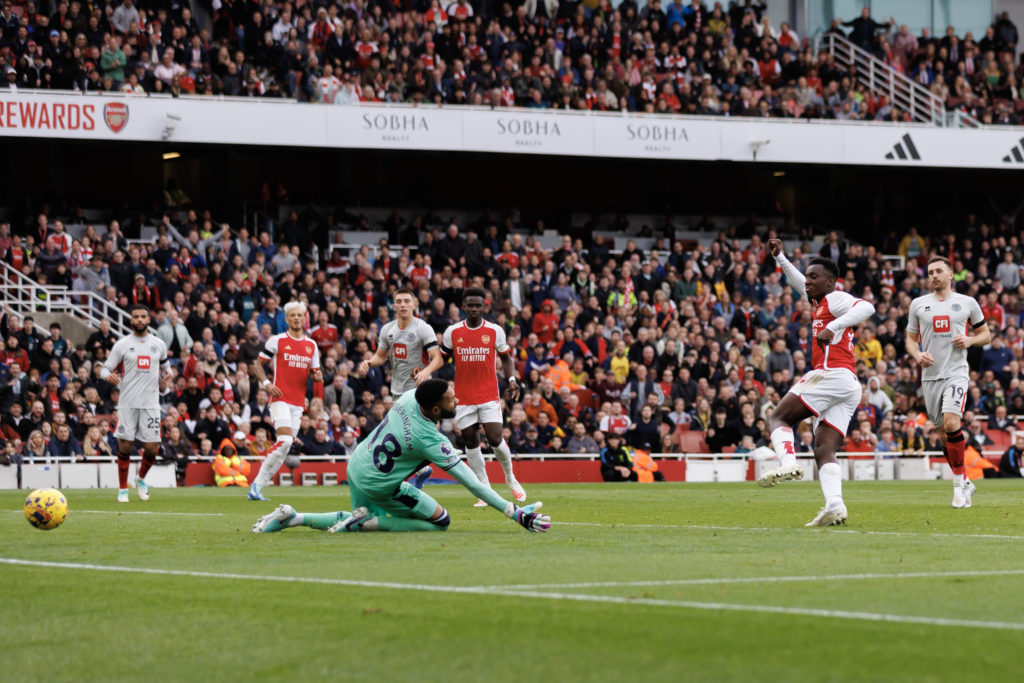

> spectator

[
  {"left": 1000, "top": 433, "right": 1024, "bottom": 477},
  {"left": 995, "top": 251, "right": 1020, "bottom": 291},
  {"left": 840, "top": 7, "right": 894, "bottom": 52},
  {"left": 627, "top": 405, "right": 661, "bottom": 451},
  {"left": 157, "top": 310, "right": 193, "bottom": 362},
  {"left": 600, "top": 433, "right": 635, "bottom": 482},
  {"left": 566, "top": 422, "right": 599, "bottom": 454},
  {"left": 705, "top": 407, "right": 740, "bottom": 452},
  {"left": 987, "top": 405, "right": 1015, "bottom": 432},
  {"left": 866, "top": 376, "right": 893, "bottom": 416}
]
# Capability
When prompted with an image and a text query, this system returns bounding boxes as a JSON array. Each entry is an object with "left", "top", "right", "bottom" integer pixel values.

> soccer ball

[{"left": 24, "top": 488, "right": 68, "bottom": 530}]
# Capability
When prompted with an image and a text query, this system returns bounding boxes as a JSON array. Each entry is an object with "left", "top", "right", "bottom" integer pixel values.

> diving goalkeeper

[{"left": 252, "top": 379, "right": 551, "bottom": 534}]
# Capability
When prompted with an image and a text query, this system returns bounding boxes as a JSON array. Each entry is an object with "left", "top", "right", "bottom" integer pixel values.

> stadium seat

[
  {"left": 677, "top": 431, "right": 709, "bottom": 454},
  {"left": 985, "top": 429, "right": 1012, "bottom": 451},
  {"left": 574, "top": 388, "right": 597, "bottom": 410}
]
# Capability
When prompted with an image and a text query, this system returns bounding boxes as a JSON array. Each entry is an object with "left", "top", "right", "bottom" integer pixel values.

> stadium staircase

[
  {"left": 0, "top": 260, "right": 135, "bottom": 346},
  {"left": 819, "top": 33, "right": 981, "bottom": 128}
]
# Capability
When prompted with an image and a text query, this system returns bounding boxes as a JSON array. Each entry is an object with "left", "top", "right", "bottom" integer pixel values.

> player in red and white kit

[
  {"left": 424, "top": 287, "right": 526, "bottom": 506},
  {"left": 248, "top": 301, "right": 324, "bottom": 501},
  {"left": 758, "top": 240, "right": 876, "bottom": 527}
]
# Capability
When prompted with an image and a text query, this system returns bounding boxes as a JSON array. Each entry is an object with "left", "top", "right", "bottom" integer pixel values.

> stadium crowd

[
  {"left": 2, "top": 197, "right": 1024, "bottom": 483},
  {"left": 0, "top": 1, "right": 1022, "bottom": 123}
]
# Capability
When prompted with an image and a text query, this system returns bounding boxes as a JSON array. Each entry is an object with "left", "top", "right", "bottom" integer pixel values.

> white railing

[
  {"left": 9, "top": 450, "right": 948, "bottom": 464},
  {"left": 820, "top": 33, "right": 981, "bottom": 128},
  {"left": 0, "top": 260, "right": 136, "bottom": 338}
]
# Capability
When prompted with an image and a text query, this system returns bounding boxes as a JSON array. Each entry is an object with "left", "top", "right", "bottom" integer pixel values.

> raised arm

[{"left": 768, "top": 238, "right": 807, "bottom": 300}]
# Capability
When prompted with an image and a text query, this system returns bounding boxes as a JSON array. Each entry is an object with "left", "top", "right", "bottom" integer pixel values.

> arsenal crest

[
  {"left": 481, "top": 334, "right": 490, "bottom": 344},
  {"left": 104, "top": 102, "right": 129, "bottom": 133}
]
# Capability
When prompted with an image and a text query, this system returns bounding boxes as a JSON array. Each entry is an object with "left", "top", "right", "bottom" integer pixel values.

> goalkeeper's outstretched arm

[{"left": 446, "top": 460, "right": 551, "bottom": 532}]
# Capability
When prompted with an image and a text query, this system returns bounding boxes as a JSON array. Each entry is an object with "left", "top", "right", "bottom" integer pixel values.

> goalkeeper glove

[{"left": 508, "top": 501, "right": 551, "bottom": 533}]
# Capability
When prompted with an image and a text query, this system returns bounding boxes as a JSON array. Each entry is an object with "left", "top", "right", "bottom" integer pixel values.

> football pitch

[{"left": 1, "top": 480, "right": 1023, "bottom": 682}]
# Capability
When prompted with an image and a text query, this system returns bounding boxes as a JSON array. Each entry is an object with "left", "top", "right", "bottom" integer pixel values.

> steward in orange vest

[{"left": 213, "top": 440, "right": 251, "bottom": 487}]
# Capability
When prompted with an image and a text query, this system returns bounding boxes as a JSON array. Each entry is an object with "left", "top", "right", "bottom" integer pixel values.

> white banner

[
  {"left": 592, "top": 116, "right": 720, "bottom": 159},
  {"left": 328, "top": 106, "right": 460, "bottom": 150},
  {"left": 462, "top": 109, "right": 592, "bottom": 156},
  {"left": 2, "top": 92, "right": 1023, "bottom": 170}
]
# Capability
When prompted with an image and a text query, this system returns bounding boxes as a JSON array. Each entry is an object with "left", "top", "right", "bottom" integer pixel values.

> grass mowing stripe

[
  {"left": 3, "top": 557, "right": 1023, "bottom": 633},
  {"left": 556, "top": 521, "right": 1024, "bottom": 540},
  {"left": 478, "top": 568, "right": 1024, "bottom": 591},
  {"left": 3, "top": 509, "right": 228, "bottom": 517}
]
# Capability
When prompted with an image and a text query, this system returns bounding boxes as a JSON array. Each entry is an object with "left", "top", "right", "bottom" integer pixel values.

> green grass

[{"left": 2, "top": 480, "right": 1023, "bottom": 682}]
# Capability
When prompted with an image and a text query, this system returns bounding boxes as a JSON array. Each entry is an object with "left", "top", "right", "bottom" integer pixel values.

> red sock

[
  {"left": 117, "top": 456, "right": 131, "bottom": 489},
  {"left": 138, "top": 454, "right": 155, "bottom": 479},
  {"left": 946, "top": 429, "right": 966, "bottom": 476}
]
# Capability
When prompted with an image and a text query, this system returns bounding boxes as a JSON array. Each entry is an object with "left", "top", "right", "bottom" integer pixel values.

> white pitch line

[
  {"left": 555, "top": 521, "right": 1024, "bottom": 541},
  {"left": 5, "top": 510, "right": 1022, "bottom": 540},
  {"left": 475, "top": 568, "right": 1024, "bottom": 591},
  {"left": 1, "top": 558, "right": 1022, "bottom": 632}
]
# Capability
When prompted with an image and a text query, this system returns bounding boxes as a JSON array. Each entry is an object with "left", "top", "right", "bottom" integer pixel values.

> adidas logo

[
  {"left": 884, "top": 133, "right": 921, "bottom": 161},
  {"left": 1002, "top": 137, "right": 1024, "bottom": 163}
]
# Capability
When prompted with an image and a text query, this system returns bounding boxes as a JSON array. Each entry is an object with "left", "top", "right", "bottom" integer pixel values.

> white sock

[
  {"left": 770, "top": 426, "right": 797, "bottom": 468},
  {"left": 465, "top": 446, "right": 490, "bottom": 486},
  {"left": 953, "top": 473, "right": 965, "bottom": 488},
  {"left": 254, "top": 435, "right": 293, "bottom": 488},
  {"left": 288, "top": 513, "right": 304, "bottom": 527},
  {"left": 819, "top": 462, "right": 843, "bottom": 506},
  {"left": 492, "top": 439, "right": 516, "bottom": 482}
]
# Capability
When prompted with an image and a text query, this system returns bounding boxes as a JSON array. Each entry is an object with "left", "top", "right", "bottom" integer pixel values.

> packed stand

[
  {"left": 3, "top": 1, "right": 1016, "bottom": 122},
  {"left": 829, "top": 7, "right": 1024, "bottom": 124},
  {"left": 3, "top": 197, "right": 1024, "bottom": 482}
]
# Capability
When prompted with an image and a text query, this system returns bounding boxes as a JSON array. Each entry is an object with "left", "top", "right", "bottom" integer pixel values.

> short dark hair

[
  {"left": 394, "top": 287, "right": 416, "bottom": 300},
  {"left": 130, "top": 304, "right": 150, "bottom": 315},
  {"left": 927, "top": 256, "right": 953, "bottom": 271},
  {"left": 415, "top": 378, "right": 449, "bottom": 411},
  {"left": 807, "top": 257, "right": 839, "bottom": 279},
  {"left": 463, "top": 286, "right": 487, "bottom": 301}
]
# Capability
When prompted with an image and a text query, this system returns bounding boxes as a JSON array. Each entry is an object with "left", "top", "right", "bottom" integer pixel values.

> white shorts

[
  {"left": 270, "top": 401, "right": 303, "bottom": 433},
  {"left": 115, "top": 407, "right": 161, "bottom": 444},
  {"left": 455, "top": 401, "right": 504, "bottom": 431},
  {"left": 922, "top": 377, "right": 968, "bottom": 428},
  {"left": 789, "top": 369, "right": 862, "bottom": 437}
]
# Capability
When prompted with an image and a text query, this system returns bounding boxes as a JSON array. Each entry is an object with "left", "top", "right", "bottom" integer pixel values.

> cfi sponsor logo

[{"left": 104, "top": 102, "right": 129, "bottom": 133}]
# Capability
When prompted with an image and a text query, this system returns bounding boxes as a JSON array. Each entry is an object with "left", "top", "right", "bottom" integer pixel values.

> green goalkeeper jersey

[{"left": 347, "top": 391, "right": 462, "bottom": 495}]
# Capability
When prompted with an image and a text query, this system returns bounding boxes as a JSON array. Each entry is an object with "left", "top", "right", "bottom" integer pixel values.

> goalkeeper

[{"left": 252, "top": 379, "right": 551, "bottom": 534}]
